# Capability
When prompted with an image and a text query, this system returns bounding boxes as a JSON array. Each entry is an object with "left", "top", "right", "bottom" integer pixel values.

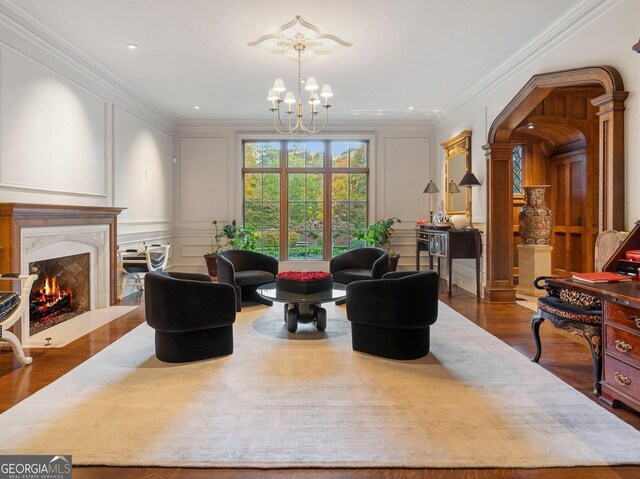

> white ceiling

[{"left": 12, "top": 0, "right": 581, "bottom": 121}]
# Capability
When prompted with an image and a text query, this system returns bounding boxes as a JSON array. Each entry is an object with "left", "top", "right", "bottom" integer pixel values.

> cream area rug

[{"left": 1, "top": 302, "right": 640, "bottom": 468}]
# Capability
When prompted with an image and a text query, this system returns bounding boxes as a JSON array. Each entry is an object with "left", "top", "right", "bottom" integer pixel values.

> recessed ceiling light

[
  {"left": 408, "top": 106, "right": 415, "bottom": 110},
  {"left": 193, "top": 106, "right": 201, "bottom": 110},
  {"left": 127, "top": 43, "right": 140, "bottom": 50},
  {"left": 300, "top": 79, "right": 306, "bottom": 84}
]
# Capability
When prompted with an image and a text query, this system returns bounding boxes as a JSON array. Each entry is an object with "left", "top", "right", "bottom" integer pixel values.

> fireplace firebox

[{"left": 28, "top": 253, "right": 90, "bottom": 335}]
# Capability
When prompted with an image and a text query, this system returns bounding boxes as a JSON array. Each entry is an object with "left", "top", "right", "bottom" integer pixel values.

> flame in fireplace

[{"left": 30, "top": 274, "right": 73, "bottom": 321}]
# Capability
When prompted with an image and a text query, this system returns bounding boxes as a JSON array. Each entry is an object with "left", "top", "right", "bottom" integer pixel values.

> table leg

[{"left": 447, "top": 256, "right": 453, "bottom": 297}]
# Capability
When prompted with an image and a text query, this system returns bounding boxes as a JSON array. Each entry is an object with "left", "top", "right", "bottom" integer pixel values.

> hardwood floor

[{"left": 1, "top": 285, "right": 639, "bottom": 479}]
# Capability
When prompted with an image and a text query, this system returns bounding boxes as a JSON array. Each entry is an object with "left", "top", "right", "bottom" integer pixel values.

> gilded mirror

[{"left": 442, "top": 130, "right": 471, "bottom": 216}]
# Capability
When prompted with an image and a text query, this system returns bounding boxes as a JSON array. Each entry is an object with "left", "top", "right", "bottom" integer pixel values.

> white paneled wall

[
  {"left": 179, "top": 138, "right": 229, "bottom": 223},
  {"left": 0, "top": 19, "right": 174, "bottom": 298},
  {"left": 0, "top": 46, "right": 107, "bottom": 198}
]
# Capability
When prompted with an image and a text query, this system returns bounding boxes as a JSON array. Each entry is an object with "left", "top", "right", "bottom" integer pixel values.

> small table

[{"left": 257, "top": 282, "right": 347, "bottom": 333}]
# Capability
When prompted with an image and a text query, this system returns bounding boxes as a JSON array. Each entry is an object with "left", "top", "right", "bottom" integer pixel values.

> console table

[{"left": 415, "top": 227, "right": 482, "bottom": 297}]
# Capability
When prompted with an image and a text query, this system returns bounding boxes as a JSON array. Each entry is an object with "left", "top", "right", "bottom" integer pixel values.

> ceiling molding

[
  {"left": 174, "top": 118, "right": 434, "bottom": 132},
  {"left": 435, "top": 0, "right": 623, "bottom": 133},
  {"left": 0, "top": 0, "right": 178, "bottom": 130}
]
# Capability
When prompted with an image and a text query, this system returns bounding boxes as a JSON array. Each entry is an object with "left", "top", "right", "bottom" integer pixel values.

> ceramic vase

[{"left": 518, "top": 185, "right": 552, "bottom": 246}]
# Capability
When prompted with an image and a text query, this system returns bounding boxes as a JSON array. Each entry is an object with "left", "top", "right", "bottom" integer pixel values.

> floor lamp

[
  {"left": 423, "top": 180, "right": 440, "bottom": 223},
  {"left": 458, "top": 171, "right": 481, "bottom": 229}
]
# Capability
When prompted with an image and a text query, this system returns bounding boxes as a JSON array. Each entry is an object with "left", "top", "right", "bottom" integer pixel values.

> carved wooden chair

[
  {"left": 0, "top": 273, "right": 38, "bottom": 366},
  {"left": 531, "top": 230, "right": 628, "bottom": 395}
]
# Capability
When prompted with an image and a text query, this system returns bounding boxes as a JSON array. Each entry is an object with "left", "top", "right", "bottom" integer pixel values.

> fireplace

[{"left": 28, "top": 253, "right": 90, "bottom": 336}]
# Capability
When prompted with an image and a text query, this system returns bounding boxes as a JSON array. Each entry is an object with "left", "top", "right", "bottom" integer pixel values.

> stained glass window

[{"left": 513, "top": 145, "right": 523, "bottom": 194}]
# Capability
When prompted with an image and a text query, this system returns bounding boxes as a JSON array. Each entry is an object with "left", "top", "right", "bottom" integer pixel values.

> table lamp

[
  {"left": 423, "top": 180, "right": 440, "bottom": 223},
  {"left": 458, "top": 171, "right": 481, "bottom": 229}
]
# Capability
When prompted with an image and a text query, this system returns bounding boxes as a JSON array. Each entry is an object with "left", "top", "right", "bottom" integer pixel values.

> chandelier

[{"left": 249, "top": 16, "right": 351, "bottom": 135}]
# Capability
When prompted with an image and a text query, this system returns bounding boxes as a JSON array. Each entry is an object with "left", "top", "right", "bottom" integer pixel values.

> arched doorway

[{"left": 484, "top": 67, "right": 627, "bottom": 303}]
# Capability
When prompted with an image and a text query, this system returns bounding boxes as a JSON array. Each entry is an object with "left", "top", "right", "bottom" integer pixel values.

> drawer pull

[
  {"left": 615, "top": 339, "right": 633, "bottom": 353},
  {"left": 614, "top": 372, "right": 632, "bottom": 386},
  {"left": 621, "top": 313, "right": 640, "bottom": 329}
]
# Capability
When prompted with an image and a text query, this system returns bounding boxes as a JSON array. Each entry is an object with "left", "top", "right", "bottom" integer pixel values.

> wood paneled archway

[{"left": 483, "top": 66, "right": 627, "bottom": 303}]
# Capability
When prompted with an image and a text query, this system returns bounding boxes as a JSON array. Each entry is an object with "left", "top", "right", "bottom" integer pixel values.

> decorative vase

[
  {"left": 450, "top": 215, "right": 469, "bottom": 230},
  {"left": 518, "top": 185, "right": 552, "bottom": 246}
]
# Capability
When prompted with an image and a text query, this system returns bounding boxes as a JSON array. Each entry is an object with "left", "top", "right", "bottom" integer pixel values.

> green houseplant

[
  {"left": 354, "top": 217, "right": 402, "bottom": 271},
  {"left": 204, "top": 220, "right": 259, "bottom": 277},
  {"left": 221, "top": 220, "right": 259, "bottom": 251}
]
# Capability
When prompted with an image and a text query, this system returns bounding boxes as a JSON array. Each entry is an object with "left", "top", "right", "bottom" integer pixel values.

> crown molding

[
  {"left": 0, "top": 0, "right": 177, "bottom": 130},
  {"left": 435, "top": 0, "right": 623, "bottom": 133},
  {"left": 175, "top": 118, "right": 434, "bottom": 132}
]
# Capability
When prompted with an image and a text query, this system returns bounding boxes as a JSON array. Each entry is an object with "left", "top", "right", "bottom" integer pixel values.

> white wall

[
  {"left": 172, "top": 121, "right": 435, "bottom": 273},
  {"left": 0, "top": 14, "right": 175, "bottom": 297},
  {"left": 435, "top": 0, "right": 640, "bottom": 295}
]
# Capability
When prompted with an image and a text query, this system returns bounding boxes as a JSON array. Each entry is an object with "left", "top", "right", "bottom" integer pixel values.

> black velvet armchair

[
  {"left": 346, "top": 270, "right": 439, "bottom": 360},
  {"left": 329, "top": 247, "right": 389, "bottom": 285},
  {"left": 144, "top": 271, "right": 236, "bottom": 363},
  {"left": 217, "top": 250, "right": 279, "bottom": 311}
]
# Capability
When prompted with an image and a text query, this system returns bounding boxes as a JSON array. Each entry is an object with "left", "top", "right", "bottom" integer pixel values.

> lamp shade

[
  {"left": 459, "top": 171, "right": 481, "bottom": 187},
  {"left": 448, "top": 180, "right": 460, "bottom": 193},
  {"left": 423, "top": 180, "right": 440, "bottom": 194}
]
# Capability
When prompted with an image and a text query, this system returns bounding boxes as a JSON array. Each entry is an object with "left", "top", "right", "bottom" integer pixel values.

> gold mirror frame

[{"left": 442, "top": 130, "right": 471, "bottom": 216}]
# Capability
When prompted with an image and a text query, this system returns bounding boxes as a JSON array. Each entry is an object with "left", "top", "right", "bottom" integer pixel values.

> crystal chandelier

[
  {"left": 249, "top": 16, "right": 351, "bottom": 135},
  {"left": 267, "top": 42, "right": 333, "bottom": 134}
]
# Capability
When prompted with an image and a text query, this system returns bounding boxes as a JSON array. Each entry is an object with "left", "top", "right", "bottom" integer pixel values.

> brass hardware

[
  {"left": 621, "top": 313, "right": 640, "bottom": 329},
  {"left": 614, "top": 372, "right": 631, "bottom": 386},
  {"left": 615, "top": 339, "right": 633, "bottom": 353}
]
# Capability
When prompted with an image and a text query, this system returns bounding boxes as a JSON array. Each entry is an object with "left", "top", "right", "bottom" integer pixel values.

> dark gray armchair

[
  {"left": 217, "top": 250, "right": 279, "bottom": 312},
  {"left": 144, "top": 271, "right": 236, "bottom": 363},
  {"left": 329, "top": 247, "right": 389, "bottom": 285},
  {"left": 346, "top": 270, "right": 439, "bottom": 360}
]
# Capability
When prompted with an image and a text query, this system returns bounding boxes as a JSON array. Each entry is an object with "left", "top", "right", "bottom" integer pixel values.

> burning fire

[
  {"left": 30, "top": 274, "right": 73, "bottom": 321},
  {"left": 38, "top": 275, "right": 70, "bottom": 301}
]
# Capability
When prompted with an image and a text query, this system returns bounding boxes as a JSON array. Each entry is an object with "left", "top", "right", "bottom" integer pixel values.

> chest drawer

[
  {"left": 604, "top": 354, "right": 640, "bottom": 398},
  {"left": 606, "top": 325, "right": 640, "bottom": 365},
  {"left": 606, "top": 302, "right": 640, "bottom": 332}
]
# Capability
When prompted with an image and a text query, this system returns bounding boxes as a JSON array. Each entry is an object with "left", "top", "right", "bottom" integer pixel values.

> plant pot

[
  {"left": 388, "top": 256, "right": 400, "bottom": 272},
  {"left": 204, "top": 254, "right": 219, "bottom": 278}
]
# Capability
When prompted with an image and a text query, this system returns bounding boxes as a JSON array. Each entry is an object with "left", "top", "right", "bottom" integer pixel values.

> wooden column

[
  {"left": 591, "top": 92, "right": 628, "bottom": 231},
  {"left": 483, "top": 143, "right": 519, "bottom": 302}
]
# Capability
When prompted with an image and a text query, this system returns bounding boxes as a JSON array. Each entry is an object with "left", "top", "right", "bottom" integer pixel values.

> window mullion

[
  {"left": 323, "top": 139, "right": 331, "bottom": 260},
  {"left": 279, "top": 140, "right": 288, "bottom": 260}
]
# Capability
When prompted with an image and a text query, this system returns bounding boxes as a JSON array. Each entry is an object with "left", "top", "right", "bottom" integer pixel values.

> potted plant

[
  {"left": 354, "top": 217, "right": 402, "bottom": 271},
  {"left": 203, "top": 220, "right": 226, "bottom": 278},
  {"left": 222, "top": 220, "right": 259, "bottom": 251}
]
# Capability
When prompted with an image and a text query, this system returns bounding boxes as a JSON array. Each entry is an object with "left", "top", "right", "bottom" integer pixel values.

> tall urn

[{"left": 518, "top": 185, "right": 552, "bottom": 246}]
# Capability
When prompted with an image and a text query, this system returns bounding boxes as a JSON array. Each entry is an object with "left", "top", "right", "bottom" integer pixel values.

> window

[
  {"left": 512, "top": 145, "right": 523, "bottom": 194},
  {"left": 243, "top": 140, "right": 369, "bottom": 260}
]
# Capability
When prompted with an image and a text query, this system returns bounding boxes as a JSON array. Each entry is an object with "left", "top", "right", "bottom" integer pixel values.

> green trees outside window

[{"left": 243, "top": 140, "right": 369, "bottom": 260}]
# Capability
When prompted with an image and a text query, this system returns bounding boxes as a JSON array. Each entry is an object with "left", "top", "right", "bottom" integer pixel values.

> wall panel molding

[{"left": 0, "top": 44, "right": 108, "bottom": 197}]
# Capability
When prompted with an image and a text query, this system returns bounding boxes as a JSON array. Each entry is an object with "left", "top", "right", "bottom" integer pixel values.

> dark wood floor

[{"left": 1, "top": 284, "right": 639, "bottom": 479}]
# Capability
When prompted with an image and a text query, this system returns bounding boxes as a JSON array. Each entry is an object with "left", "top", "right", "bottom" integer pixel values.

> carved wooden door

[{"left": 550, "top": 151, "right": 595, "bottom": 275}]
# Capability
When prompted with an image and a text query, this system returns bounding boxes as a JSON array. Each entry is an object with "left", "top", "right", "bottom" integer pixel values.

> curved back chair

[
  {"left": 531, "top": 229, "right": 627, "bottom": 395},
  {"left": 217, "top": 250, "right": 278, "bottom": 312},
  {"left": 119, "top": 243, "right": 170, "bottom": 299},
  {"left": 145, "top": 271, "right": 236, "bottom": 363},
  {"left": 0, "top": 273, "right": 37, "bottom": 366},
  {"left": 329, "top": 247, "right": 389, "bottom": 285},
  {"left": 346, "top": 270, "right": 439, "bottom": 360}
]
